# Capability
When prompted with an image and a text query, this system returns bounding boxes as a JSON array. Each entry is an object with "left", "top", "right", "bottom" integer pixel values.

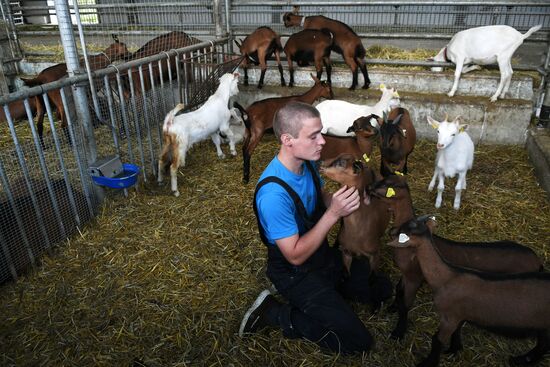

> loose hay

[{"left": 0, "top": 125, "right": 549, "bottom": 366}]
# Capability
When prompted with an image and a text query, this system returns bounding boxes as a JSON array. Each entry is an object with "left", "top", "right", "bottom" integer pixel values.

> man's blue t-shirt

[{"left": 255, "top": 156, "right": 322, "bottom": 246}]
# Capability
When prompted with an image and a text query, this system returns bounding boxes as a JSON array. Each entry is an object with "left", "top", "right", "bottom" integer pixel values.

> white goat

[
  {"left": 219, "top": 107, "right": 246, "bottom": 145},
  {"left": 430, "top": 24, "right": 542, "bottom": 102},
  {"left": 316, "top": 84, "right": 400, "bottom": 136},
  {"left": 427, "top": 114, "right": 474, "bottom": 210},
  {"left": 158, "top": 73, "right": 240, "bottom": 197}
]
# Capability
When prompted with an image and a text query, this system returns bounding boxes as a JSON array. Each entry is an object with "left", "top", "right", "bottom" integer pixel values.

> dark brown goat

[
  {"left": 283, "top": 10, "right": 370, "bottom": 90},
  {"left": 283, "top": 29, "right": 333, "bottom": 87},
  {"left": 389, "top": 217, "right": 550, "bottom": 367},
  {"left": 20, "top": 38, "right": 131, "bottom": 143},
  {"left": 235, "top": 27, "right": 285, "bottom": 89},
  {"left": 233, "top": 74, "right": 333, "bottom": 183},
  {"left": 320, "top": 153, "right": 390, "bottom": 275},
  {"left": 122, "top": 31, "right": 201, "bottom": 97},
  {"left": 0, "top": 99, "right": 37, "bottom": 124},
  {"left": 370, "top": 174, "right": 544, "bottom": 340},
  {"left": 377, "top": 107, "right": 416, "bottom": 176}
]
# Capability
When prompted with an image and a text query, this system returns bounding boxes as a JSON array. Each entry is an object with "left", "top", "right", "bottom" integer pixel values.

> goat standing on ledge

[
  {"left": 429, "top": 24, "right": 542, "bottom": 102},
  {"left": 157, "top": 73, "right": 240, "bottom": 197},
  {"left": 283, "top": 9, "right": 370, "bottom": 90},
  {"left": 235, "top": 27, "right": 285, "bottom": 89},
  {"left": 427, "top": 114, "right": 474, "bottom": 210}
]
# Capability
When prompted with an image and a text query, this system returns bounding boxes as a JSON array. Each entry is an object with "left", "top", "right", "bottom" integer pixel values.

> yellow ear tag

[
  {"left": 379, "top": 83, "right": 386, "bottom": 90},
  {"left": 363, "top": 153, "right": 370, "bottom": 163},
  {"left": 395, "top": 171, "right": 404, "bottom": 176},
  {"left": 459, "top": 127, "right": 465, "bottom": 133},
  {"left": 393, "top": 91, "right": 400, "bottom": 98},
  {"left": 386, "top": 187, "right": 396, "bottom": 197}
]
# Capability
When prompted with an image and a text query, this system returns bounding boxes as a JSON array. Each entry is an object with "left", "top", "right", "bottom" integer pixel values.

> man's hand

[{"left": 327, "top": 185, "right": 360, "bottom": 219}]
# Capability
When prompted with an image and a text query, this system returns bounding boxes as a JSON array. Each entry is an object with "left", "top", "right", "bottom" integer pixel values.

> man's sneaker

[{"left": 239, "top": 289, "right": 279, "bottom": 337}]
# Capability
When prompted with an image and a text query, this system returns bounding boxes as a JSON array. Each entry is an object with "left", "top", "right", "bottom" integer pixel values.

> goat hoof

[
  {"left": 390, "top": 329, "right": 404, "bottom": 340},
  {"left": 362, "top": 84, "right": 370, "bottom": 90},
  {"left": 172, "top": 190, "right": 180, "bottom": 197},
  {"left": 257, "top": 84, "right": 263, "bottom": 89},
  {"left": 348, "top": 85, "right": 357, "bottom": 91},
  {"left": 281, "top": 81, "right": 286, "bottom": 87}
]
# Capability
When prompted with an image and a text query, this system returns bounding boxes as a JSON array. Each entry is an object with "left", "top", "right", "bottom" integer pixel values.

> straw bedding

[{"left": 0, "top": 120, "right": 548, "bottom": 366}]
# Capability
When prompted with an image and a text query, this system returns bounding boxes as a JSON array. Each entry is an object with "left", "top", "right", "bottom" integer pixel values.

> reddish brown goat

[
  {"left": 235, "top": 27, "right": 285, "bottom": 89},
  {"left": 369, "top": 174, "right": 544, "bottom": 340},
  {"left": 283, "top": 10, "right": 370, "bottom": 90},
  {"left": 375, "top": 107, "right": 416, "bottom": 176},
  {"left": 0, "top": 99, "right": 37, "bottom": 124},
  {"left": 389, "top": 217, "right": 550, "bottom": 367},
  {"left": 20, "top": 37, "right": 131, "bottom": 142},
  {"left": 233, "top": 74, "right": 333, "bottom": 183},
  {"left": 320, "top": 115, "right": 379, "bottom": 171},
  {"left": 122, "top": 31, "right": 202, "bottom": 97},
  {"left": 283, "top": 29, "right": 333, "bottom": 87},
  {"left": 320, "top": 153, "right": 390, "bottom": 275}
]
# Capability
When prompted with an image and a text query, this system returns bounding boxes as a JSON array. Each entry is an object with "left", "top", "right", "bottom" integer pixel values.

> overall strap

[{"left": 253, "top": 175, "right": 314, "bottom": 245}]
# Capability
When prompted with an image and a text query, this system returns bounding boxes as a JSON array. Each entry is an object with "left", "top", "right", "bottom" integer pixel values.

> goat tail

[
  {"left": 274, "top": 36, "right": 284, "bottom": 52},
  {"left": 233, "top": 102, "right": 250, "bottom": 130},
  {"left": 355, "top": 43, "right": 367, "bottom": 59},
  {"left": 320, "top": 28, "right": 334, "bottom": 42},
  {"left": 159, "top": 132, "right": 176, "bottom": 174},
  {"left": 163, "top": 103, "right": 185, "bottom": 132},
  {"left": 522, "top": 24, "right": 542, "bottom": 40}
]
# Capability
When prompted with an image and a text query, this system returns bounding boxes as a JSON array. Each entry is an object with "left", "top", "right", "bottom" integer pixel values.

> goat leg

[
  {"left": 509, "top": 330, "right": 550, "bottom": 366},
  {"left": 444, "top": 322, "right": 464, "bottom": 355},
  {"left": 417, "top": 333, "right": 443, "bottom": 367}
]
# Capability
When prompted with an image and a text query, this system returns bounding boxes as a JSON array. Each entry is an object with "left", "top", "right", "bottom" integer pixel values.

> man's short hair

[{"left": 273, "top": 101, "right": 320, "bottom": 141}]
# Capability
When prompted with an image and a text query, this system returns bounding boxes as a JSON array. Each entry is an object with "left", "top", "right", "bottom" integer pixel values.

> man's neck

[{"left": 277, "top": 150, "right": 304, "bottom": 175}]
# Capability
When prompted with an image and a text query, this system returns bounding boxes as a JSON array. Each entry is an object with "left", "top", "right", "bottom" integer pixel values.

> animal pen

[{"left": 0, "top": 1, "right": 549, "bottom": 366}]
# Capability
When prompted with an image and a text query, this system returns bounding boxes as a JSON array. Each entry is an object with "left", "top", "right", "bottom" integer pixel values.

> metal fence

[
  {"left": 0, "top": 0, "right": 549, "bottom": 284},
  {"left": 0, "top": 0, "right": 241, "bottom": 284}
]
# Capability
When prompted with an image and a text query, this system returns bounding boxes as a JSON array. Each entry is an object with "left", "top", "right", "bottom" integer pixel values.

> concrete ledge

[
  {"left": 235, "top": 84, "right": 533, "bottom": 145},
  {"left": 526, "top": 128, "right": 550, "bottom": 199},
  {"left": 241, "top": 66, "right": 535, "bottom": 101}
]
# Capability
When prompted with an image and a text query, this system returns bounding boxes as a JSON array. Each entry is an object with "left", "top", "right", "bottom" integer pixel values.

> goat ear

[
  {"left": 427, "top": 116, "right": 439, "bottom": 129},
  {"left": 292, "top": 5, "right": 300, "bottom": 14}
]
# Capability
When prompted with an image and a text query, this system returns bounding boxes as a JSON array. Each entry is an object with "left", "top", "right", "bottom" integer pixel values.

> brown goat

[
  {"left": 235, "top": 27, "right": 285, "bottom": 89},
  {"left": 389, "top": 216, "right": 550, "bottom": 367},
  {"left": 370, "top": 174, "right": 544, "bottom": 340},
  {"left": 320, "top": 153, "right": 390, "bottom": 275},
  {"left": 20, "top": 37, "right": 131, "bottom": 143},
  {"left": 233, "top": 74, "right": 333, "bottom": 183},
  {"left": 283, "top": 29, "right": 333, "bottom": 87},
  {"left": 283, "top": 10, "right": 370, "bottom": 90},
  {"left": 0, "top": 99, "right": 37, "bottom": 124},
  {"left": 377, "top": 107, "right": 416, "bottom": 176},
  {"left": 320, "top": 128, "right": 376, "bottom": 164},
  {"left": 122, "top": 31, "right": 202, "bottom": 97}
]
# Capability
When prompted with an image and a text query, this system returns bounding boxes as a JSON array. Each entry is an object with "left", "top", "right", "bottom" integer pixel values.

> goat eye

[{"left": 451, "top": 133, "right": 456, "bottom": 137}]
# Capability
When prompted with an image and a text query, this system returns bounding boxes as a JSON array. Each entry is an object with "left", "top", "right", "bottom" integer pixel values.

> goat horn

[
  {"left": 444, "top": 112, "right": 449, "bottom": 122},
  {"left": 392, "top": 114, "right": 403, "bottom": 125}
]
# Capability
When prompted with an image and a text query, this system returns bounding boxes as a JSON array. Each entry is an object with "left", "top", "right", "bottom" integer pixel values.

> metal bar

[
  {"left": 4, "top": 104, "right": 49, "bottom": 261},
  {"left": 103, "top": 75, "right": 121, "bottom": 158},
  {"left": 42, "top": 93, "right": 82, "bottom": 228},
  {"left": 127, "top": 67, "right": 147, "bottom": 176},
  {"left": 138, "top": 63, "right": 156, "bottom": 178},
  {"left": 115, "top": 71, "right": 135, "bottom": 163},
  {"left": 23, "top": 98, "right": 66, "bottom": 250},
  {"left": 60, "top": 88, "right": 95, "bottom": 222}
]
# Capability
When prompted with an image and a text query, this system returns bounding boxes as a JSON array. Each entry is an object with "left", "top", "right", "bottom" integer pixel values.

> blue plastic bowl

[{"left": 91, "top": 163, "right": 140, "bottom": 189}]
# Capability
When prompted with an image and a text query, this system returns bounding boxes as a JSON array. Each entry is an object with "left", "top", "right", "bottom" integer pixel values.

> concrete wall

[{"left": 234, "top": 66, "right": 535, "bottom": 145}]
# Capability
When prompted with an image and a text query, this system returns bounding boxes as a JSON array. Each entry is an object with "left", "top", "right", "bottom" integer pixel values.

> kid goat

[
  {"left": 427, "top": 114, "right": 474, "bottom": 210},
  {"left": 158, "top": 73, "right": 240, "bottom": 197},
  {"left": 370, "top": 175, "right": 543, "bottom": 340},
  {"left": 430, "top": 24, "right": 542, "bottom": 102},
  {"left": 390, "top": 217, "right": 550, "bottom": 367}
]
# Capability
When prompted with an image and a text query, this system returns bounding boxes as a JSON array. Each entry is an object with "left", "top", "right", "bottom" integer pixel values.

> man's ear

[{"left": 281, "top": 133, "right": 293, "bottom": 146}]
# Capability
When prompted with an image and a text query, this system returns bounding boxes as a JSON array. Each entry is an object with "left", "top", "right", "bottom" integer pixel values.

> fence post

[
  {"left": 54, "top": 0, "right": 98, "bottom": 164},
  {"left": 213, "top": 0, "right": 224, "bottom": 39}
]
